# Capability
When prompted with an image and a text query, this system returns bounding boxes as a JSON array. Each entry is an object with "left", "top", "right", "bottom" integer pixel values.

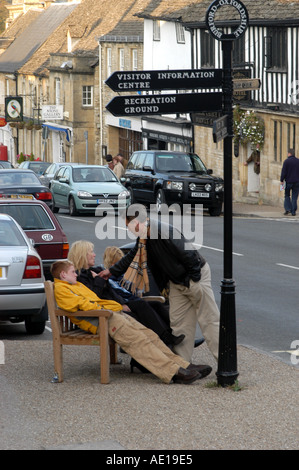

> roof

[
  {"left": 135, "top": 0, "right": 299, "bottom": 26},
  {"left": 18, "top": 0, "right": 151, "bottom": 76},
  {"left": 0, "top": 3, "right": 79, "bottom": 73}
]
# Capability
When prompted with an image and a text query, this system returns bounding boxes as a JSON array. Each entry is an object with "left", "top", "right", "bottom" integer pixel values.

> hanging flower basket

[
  {"left": 233, "top": 106, "right": 265, "bottom": 150},
  {"left": 16, "top": 121, "right": 25, "bottom": 129},
  {"left": 25, "top": 120, "right": 34, "bottom": 130},
  {"left": 33, "top": 124, "right": 42, "bottom": 130},
  {"left": 9, "top": 121, "right": 17, "bottom": 128}
]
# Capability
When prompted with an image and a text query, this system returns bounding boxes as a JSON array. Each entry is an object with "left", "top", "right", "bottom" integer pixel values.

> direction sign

[
  {"left": 106, "top": 92, "right": 223, "bottom": 117},
  {"left": 233, "top": 78, "right": 261, "bottom": 91},
  {"left": 213, "top": 114, "right": 228, "bottom": 143},
  {"left": 105, "top": 69, "right": 223, "bottom": 92}
]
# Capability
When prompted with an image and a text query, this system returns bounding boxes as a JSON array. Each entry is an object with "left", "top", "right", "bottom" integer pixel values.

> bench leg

[
  {"left": 99, "top": 317, "right": 110, "bottom": 384},
  {"left": 53, "top": 341, "right": 63, "bottom": 383}
]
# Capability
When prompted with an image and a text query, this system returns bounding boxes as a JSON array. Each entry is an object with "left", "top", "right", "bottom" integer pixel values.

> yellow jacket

[{"left": 54, "top": 278, "right": 122, "bottom": 334}]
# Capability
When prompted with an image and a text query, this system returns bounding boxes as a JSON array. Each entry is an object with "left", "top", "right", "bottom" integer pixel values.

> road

[{"left": 1, "top": 208, "right": 298, "bottom": 367}]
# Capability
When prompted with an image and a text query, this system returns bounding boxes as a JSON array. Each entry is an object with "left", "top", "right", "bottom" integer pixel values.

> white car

[{"left": 0, "top": 213, "right": 47, "bottom": 334}]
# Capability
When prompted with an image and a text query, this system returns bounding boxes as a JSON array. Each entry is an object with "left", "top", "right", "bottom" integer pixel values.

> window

[
  {"left": 153, "top": 20, "right": 161, "bottom": 41},
  {"left": 264, "top": 28, "right": 287, "bottom": 71},
  {"left": 200, "top": 30, "right": 215, "bottom": 67},
  {"left": 82, "top": 86, "right": 93, "bottom": 107},
  {"left": 132, "top": 49, "right": 138, "bottom": 71},
  {"left": 107, "top": 48, "right": 112, "bottom": 78},
  {"left": 233, "top": 35, "right": 245, "bottom": 65},
  {"left": 287, "top": 122, "right": 296, "bottom": 152},
  {"left": 175, "top": 23, "right": 185, "bottom": 44},
  {"left": 273, "top": 120, "right": 282, "bottom": 162},
  {"left": 55, "top": 78, "right": 60, "bottom": 105},
  {"left": 119, "top": 48, "right": 124, "bottom": 71}
]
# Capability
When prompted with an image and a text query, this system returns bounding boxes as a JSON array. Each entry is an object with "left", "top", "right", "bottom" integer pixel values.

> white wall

[{"left": 143, "top": 19, "right": 191, "bottom": 71}]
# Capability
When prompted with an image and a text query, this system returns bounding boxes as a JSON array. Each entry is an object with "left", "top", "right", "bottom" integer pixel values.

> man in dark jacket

[
  {"left": 99, "top": 213, "right": 220, "bottom": 363},
  {"left": 280, "top": 149, "right": 299, "bottom": 216}
]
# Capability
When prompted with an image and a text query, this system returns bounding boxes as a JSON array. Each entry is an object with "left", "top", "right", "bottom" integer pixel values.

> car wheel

[
  {"left": 52, "top": 198, "right": 59, "bottom": 213},
  {"left": 209, "top": 205, "right": 222, "bottom": 217},
  {"left": 25, "top": 317, "right": 46, "bottom": 335},
  {"left": 69, "top": 197, "right": 78, "bottom": 216},
  {"left": 155, "top": 189, "right": 166, "bottom": 212}
]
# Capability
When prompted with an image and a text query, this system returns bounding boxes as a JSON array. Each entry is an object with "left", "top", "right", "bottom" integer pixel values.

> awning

[{"left": 42, "top": 123, "right": 72, "bottom": 142}]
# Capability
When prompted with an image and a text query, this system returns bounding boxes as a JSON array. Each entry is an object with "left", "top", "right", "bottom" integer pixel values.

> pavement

[{"left": 0, "top": 200, "right": 298, "bottom": 452}]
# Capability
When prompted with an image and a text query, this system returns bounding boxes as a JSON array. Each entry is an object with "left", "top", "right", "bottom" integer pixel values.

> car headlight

[
  {"left": 189, "top": 183, "right": 197, "bottom": 191},
  {"left": 166, "top": 181, "right": 183, "bottom": 191},
  {"left": 77, "top": 190, "right": 93, "bottom": 198},
  {"left": 204, "top": 184, "right": 212, "bottom": 192},
  {"left": 215, "top": 183, "right": 224, "bottom": 192},
  {"left": 118, "top": 190, "right": 130, "bottom": 198}
]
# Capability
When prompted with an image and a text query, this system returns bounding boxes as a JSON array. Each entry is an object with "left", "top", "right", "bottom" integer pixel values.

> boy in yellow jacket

[{"left": 51, "top": 260, "right": 212, "bottom": 384}]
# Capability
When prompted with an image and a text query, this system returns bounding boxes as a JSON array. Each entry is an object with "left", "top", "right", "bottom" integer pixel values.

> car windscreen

[
  {"left": 0, "top": 219, "right": 26, "bottom": 246},
  {"left": 0, "top": 204, "right": 54, "bottom": 230},
  {"left": 155, "top": 154, "right": 207, "bottom": 173},
  {"left": 0, "top": 171, "right": 41, "bottom": 186},
  {"left": 72, "top": 167, "right": 118, "bottom": 182},
  {"left": 28, "top": 162, "right": 51, "bottom": 175}
]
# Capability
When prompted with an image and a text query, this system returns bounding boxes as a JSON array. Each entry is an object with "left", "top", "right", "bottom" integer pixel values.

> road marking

[
  {"left": 276, "top": 263, "right": 299, "bottom": 270},
  {"left": 272, "top": 350, "right": 299, "bottom": 356},
  {"left": 195, "top": 244, "right": 244, "bottom": 257},
  {"left": 58, "top": 215, "right": 94, "bottom": 224}
]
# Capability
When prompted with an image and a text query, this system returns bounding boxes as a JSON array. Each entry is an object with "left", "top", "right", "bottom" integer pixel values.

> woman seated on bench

[
  {"left": 68, "top": 240, "right": 184, "bottom": 350},
  {"left": 51, "top": 260, "right": 212, "bottom": 385}
]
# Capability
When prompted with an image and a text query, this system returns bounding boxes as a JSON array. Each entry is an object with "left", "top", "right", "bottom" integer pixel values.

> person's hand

[
  {"left": 122, "top": 304, "right": 131, "bottom": 312},
  {"left": 90, "top": 270, "right": 98, "bottom": 278},
  {"left": 98, "top": 269, "right": 111, "bottom": 279}
]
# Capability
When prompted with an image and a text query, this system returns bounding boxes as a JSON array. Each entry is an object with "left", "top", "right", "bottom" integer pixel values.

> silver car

[{"left": 0, "top": 213, "right": 47, "bottom": 334}]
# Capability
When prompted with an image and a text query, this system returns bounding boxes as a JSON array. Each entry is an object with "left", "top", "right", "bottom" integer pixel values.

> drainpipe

[
  {"left": 99, "top": 42, "right": 103, "bottom": 165},
  {"left": 185, "top": 26, "right": 195, "bottom": 152}
]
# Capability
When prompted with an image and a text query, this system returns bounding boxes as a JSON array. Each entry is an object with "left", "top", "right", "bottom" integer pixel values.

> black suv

[{"left": 124, "top": 150, "right": 224, "bottom": 216}]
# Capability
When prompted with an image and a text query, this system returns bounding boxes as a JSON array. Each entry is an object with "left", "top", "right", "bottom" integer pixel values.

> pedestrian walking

[{"left": 280, "top": 149, "right": 299, "bottom": 216}]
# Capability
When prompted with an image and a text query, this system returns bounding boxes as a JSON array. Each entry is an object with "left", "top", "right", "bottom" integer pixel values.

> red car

[{"left": 0, "top": 195, "right": 69, "bottom": 279}]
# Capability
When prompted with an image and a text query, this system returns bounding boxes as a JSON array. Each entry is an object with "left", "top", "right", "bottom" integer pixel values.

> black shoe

[
  {"left": 130, "top": 358, "right": 150, "bottom": 373},
  {"left": 284, "top": 211, "right": 290, "bottom": 215},
  {"left": 187, "top": 364, "right": 212, "bottom": 378},
  {"left": 194, "top": 337, "right": 205, "bottom": 348},
  {"left": 172, "top": 367, "right": 200, "bottom": 385},
  {"left": 292, "top": 212, "right": 296, "bottom": 216},
  {"left": 171, "top": 333, "right": 185, "bottom": 346}
]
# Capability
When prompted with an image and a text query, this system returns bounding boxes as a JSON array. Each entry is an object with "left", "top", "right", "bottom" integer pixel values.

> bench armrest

[
  {"left": 55, "top": 308, "right": 114, "bottom": 318},
  {"left": 142, "top": 296, "right": 165, "bottom": 303}
]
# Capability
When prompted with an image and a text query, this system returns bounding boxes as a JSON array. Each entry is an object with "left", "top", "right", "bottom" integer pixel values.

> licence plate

[
  {"left": 191, "top": 192, "right": 210, "bottom": 198},
  {"left": 97, "top": 199, "right": 117, "bottom": 204}
]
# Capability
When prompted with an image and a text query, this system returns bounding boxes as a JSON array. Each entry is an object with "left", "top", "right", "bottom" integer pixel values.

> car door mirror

[
  {"left": 143, "top": 165, "right": 154, "bottom": 173},
  {"left": 207, "top": 169, "right": 213, "bottom": 175},
  {"left": 59, "top": 177, "right": 69, "bottom": 183}
]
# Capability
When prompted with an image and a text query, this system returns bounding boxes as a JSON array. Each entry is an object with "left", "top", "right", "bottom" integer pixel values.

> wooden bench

[{"left": 44, "top": 280, "right": 118, "bottom": 384}]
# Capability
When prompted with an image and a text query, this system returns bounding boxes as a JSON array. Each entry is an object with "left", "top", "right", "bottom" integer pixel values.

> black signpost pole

[
  {"left": 217, "top": 38, "right": 238, "bottom": 387},
  {"left": 206, "top": 0, "right": 249, "bottom": 387}
]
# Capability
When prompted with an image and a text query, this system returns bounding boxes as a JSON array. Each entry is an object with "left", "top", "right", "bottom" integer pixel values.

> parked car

[
  {"left": 39, "top": 162, "right": 79, "bottom": 188},
  {"left": 0, "top": 161, "right": 14, "bottom": 169},
  {"left": 0, "top": 169, "right": 53, "bottom": 209},
  {"left": 18, "top": 160, "right": 51, "bottom": 175},
  {"left": 124, "top": 150, "right": 224, "bottom": 216},
  {"left": 0, "top": 195, "right": 69, "bottom": 279},
  {"left": 0, "top": 213, "right": 47, "bottom": 334},
  {"left": 50, "top": 164, "right": 131, "bottom": 216}
]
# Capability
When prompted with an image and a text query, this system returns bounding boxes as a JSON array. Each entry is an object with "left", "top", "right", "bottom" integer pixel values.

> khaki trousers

[
  {"left": 108, "top": 312, "right": 189, "bottom": 383},
  {"left": 169, "top": 263, "right": 220, "bottom": 362}
]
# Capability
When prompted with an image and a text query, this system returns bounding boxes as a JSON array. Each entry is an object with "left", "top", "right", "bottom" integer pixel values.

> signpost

[
  {"left": 213, "top": 115, "right": 228, "bottom": 143},
  {"left": 206, "top": 0, "right": 249, "bottom": 387},
  {"left": 106, "top": 92, "right": 222, "bottom": 117},
  {"left": 233, "top": 78, "right": 261, "bottom": 91},
  {"left": 105, "top": 68, "right": 223, "bottom": 92}
]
